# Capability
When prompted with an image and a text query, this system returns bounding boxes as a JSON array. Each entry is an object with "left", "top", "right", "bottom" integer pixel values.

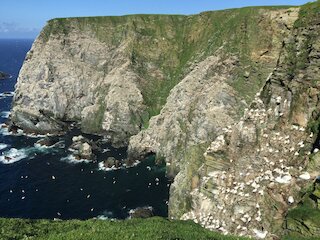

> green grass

[
  {"left": 280, "top": 1, "right": 320, "bottom": 238},
  {"left": 282, "top": 236, "right": 320, "bottom": 240},
  {"left": 286, "top": 0, "right": 320, "bottom": 79},
  {"left": 1, "top": 216, "right": 319, "bottom": 240},
  {"left": 294, "top": 0, "right": 320, "bottom": 28},
  {"left": 287, "top": 0, "right": 320, "bottom": 123},
  {"left": 284, "top": 206, "right": 320, "bottom": 239},
  {"left": 38, "top": 2, "right": 319, "bottom": 129},
  {"left": 0, "top": 217, "right": 248, "bottom": 240},
  {"left": 283, "top": 179, "right": 320, "bottom": 239}
]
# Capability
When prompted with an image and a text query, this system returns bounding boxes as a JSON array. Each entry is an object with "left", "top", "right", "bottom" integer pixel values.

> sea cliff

[{"left": 11, "top": 1, "right": 320, "bottom": 239}]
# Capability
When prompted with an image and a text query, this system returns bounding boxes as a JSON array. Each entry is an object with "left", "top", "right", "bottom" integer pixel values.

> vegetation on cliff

[
  {"left": 0, "top": 217, "right": 248, "bottom": 240},
  {"left": 1, "top": 217, "right": 319, "bottom": 240},
  {"left": 161, "top": 0, "right": 320, "bottom": 238},
  {"left": 284, "top": 180, "right": 320, "bottom": 238},
  {"left": 39, "top": 5, "right": 294, "bottom": 122},
  {"left": 283, "top": 0, "right": 320, "bottom": 228}
]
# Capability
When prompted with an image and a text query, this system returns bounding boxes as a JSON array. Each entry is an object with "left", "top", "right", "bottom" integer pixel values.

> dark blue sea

[{"left": 0, "top": 39, "right": 169, "bottom": 220}]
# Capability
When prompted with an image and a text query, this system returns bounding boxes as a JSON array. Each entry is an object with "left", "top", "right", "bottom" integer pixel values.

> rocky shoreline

[{"left": 2, "top": 118, "right": 145, "bottom": 170}]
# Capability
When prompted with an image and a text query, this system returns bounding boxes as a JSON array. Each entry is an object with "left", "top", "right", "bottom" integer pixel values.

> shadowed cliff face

[{"left": 11, "top": 2, "right": 320, "bottom": 238}]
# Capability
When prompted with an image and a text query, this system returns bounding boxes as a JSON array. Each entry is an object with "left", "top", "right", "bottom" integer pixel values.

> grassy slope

[
  {"left": 284, "top": 181, "right": 320, "bottom": 239},
  {"left": 1, "top": 217, "right": 318, "bottom": 240},
  {"left": 40, "top": 5, "right": 294, "bottom": 125},
  {"left": 0, "top": 217, "right": 248, "bottom": 240}
]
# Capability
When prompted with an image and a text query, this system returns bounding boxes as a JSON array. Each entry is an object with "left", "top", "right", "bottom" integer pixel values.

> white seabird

[
  {"left": 299, "top": 172, "right": 311, "bottom": 180},
  {"left": 253, "top": 229, "right": 268, "bottom": 239}
]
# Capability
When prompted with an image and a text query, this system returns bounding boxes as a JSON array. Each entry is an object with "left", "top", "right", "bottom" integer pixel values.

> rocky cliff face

[
  {"left": 12, "top": 7, "right": 297, "bottom": 145},
  {"left": 12, "top": 18, "right": 146, "bottom": 145},
  {"left": 11, "top": 2, "right": 320, "bottom": 239},
  {"left": 177, "top": 1, "right": 320, "bottom": 239},
  {"left": 128, "top": 6, "right": 300, "bottom": 225}
]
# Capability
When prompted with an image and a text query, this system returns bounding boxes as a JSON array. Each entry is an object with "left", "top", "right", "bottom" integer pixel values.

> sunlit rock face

[{"left": 176, "top": 3, "right": 320, "bottom": 239}]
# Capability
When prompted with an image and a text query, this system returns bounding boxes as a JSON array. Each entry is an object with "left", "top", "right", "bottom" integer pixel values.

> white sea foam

[
  {"left": 61, "top": 154, "right": 91, "bottom": 164},
  {"left": 128, "top": 206, "right": 153, "bottom": 218},
  {"left": 34, "top": 143, "right": 50, "bottom": 149},
  {"left": 67, "top": 147, "right": 77, "bottom": 152},
  {"left": 0, "top": 124, "right": 49, "bottom": 138},
  {"left": 98, "top": 160, "right": 140, "bottom": 172},
  {"left": 0, "top": 92, "right": 14, "bottom": 98},
  {"left": 23, "top": 132, "right": 48, "bottom": 138},
  {"left": 0, "top": 144, "right": 61, "bottom": 164},
  {"left": 96, "top": 215, "right": 109, "bottom": 220},
  {"left": 96, "top": 211, "right": 114, "bottom": 220},
  {"left": 34, "top": 140, "right": 65, "bottom": 150},
  {"left": 123, "top": 160, "right": 140, "bottom": 168},
  {"left": 33, "top": 144, "right": 63, "bottom": 156},
  {"left": 0, "top": 143, "right": 8, "bottom": 150},
  {"left": 98, "top": 161, "right": 121, "bottom": 172},
  {"left": 0, "top": 148, "right": 28, "bottom": 164},
  {"left": 0, "top": 111, "right": 10, "bottom": 118}
]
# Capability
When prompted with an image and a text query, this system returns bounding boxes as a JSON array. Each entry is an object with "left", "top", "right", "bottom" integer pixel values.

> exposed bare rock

[
  {"left": 129, "top": 55, "right": 242, "bottom": 170},
  {"left": 179, "top": 5, "right": 320, "bottom": 238},
  {"left": 70, "top": 135, "right": 94, "bottom": 160},
  {"left": 11, "top": 29, "right": 145, "bottom": 145},
  {"left": 12, "top": 7, "right": 299, "bottom": 147},
  {"left": 128, "top": 7, "right": 301, "bottom": 227}
]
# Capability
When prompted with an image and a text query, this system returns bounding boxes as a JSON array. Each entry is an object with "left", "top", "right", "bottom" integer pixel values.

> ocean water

[{"left": 0, "top": 39, "right": 170, "bottom": 220}]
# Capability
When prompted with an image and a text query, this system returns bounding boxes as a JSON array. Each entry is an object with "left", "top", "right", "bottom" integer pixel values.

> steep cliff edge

[
  {"left": 128, "top": 6, "right": 300, "bottom": 225},
  {"left": 177, "top": 1, "right": 320, "bottom": 239},
  {"left": 12, "top": 7, "right": 297, "bottom": 146}
]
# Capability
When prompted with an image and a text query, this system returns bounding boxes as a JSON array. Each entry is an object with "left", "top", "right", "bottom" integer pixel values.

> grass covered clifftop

[
  {"left": 39, "top": 5, "right": 298, "bottom": 121},
  {"left": 1, "top": 217, "right": 319, "bottom": 240},
  {"left": 0, "top": 217, "right": 248, "bottom": 240}
]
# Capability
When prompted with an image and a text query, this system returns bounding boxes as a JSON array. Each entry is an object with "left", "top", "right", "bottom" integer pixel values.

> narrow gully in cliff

[{"left": 0, "top": 39, "right": 170, "bottom": 220}]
